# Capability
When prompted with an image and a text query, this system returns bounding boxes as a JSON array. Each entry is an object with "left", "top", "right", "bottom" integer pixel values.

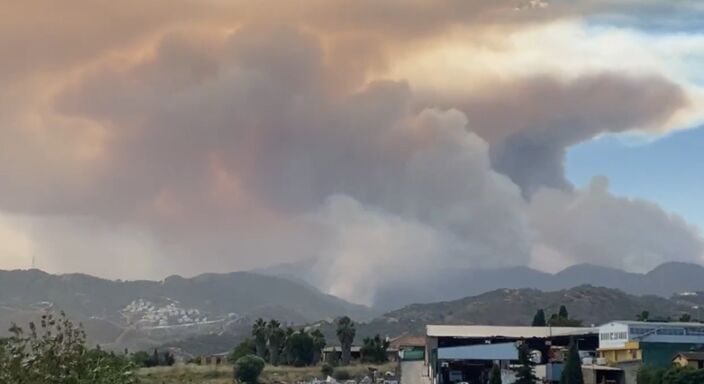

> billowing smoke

[{"left": 0, "top": 1, "right": 703, "bottom": 306}]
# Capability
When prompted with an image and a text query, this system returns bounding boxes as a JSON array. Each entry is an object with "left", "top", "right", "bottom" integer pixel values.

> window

[
  {"left": 656, "top": 328, "right": 685, "bottom": 336},
  {"left": 600, "top": 332, "right": 627, "bottom": 341}
]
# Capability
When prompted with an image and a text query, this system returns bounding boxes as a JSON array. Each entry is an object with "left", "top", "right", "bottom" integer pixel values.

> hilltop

[{"left": 0, "top": 269, "right": 374, "bottom": 351}]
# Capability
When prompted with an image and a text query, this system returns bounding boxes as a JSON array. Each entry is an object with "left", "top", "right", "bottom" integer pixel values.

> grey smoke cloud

[{"left": 0, "top": 1, "right": 702, "bottom": 305}]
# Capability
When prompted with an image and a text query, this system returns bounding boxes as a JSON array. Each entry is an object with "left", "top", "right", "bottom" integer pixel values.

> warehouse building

[
  {"left": 425, "top": 325, "right": 599, "bottom": 384},
  {"left": 598, "top": 321, "right": 704, "bottom": 367}
]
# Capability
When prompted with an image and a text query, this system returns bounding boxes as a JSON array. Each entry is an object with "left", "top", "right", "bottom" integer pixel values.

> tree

[
  {"left": 637, "top": 310, "right": 650, "bottom": 322},
  {"left": 360, "top": 334, "right": 389, "bottom": 363},
  {"left": 252, "top": 318, "right": 268, "bottom": 359},
  {"left": 336, "top": 316, "right": 356, "bottom": 366},
  {"left": 514, "top": 343, "right": 537, "bottom": 384},
  {"left": 680, "top": 313, "right": 692, "bottom": 322},
  {"left": 234, "top": 355, "right": 266, "bottom": 384},
  {"left": 532, "top": 309, "right": 546, "bottom": 327},
  {"left": 560, "top": 340, "right": 584, "bottom": 384},
  {"left": 490, "top": 363, "right": 502, "bottom": 384},
  {"left": 267, "top": 320, "right": 286, "bottom": 366},
  {"left": 286, "top": 331, "right": 315, "bottom": 367},
  {"left": 548, "top": 306, "right": 583, "bottom": 327},
  {"left": 131, "top": 350, "right": 151, "bottom": 367},
  {"left": 0, "top": 311, "right": 138, "bottom": 384},
  {"left": 311, "top": 329, "right": 326, "bottom": 364},
  {"left": 230, "top": 339, "right": 257, "bottom": 363}
]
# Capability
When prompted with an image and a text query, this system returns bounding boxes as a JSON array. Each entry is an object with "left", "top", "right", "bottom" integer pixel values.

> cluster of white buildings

[{"left": 122, "top": 299, "right": 208, "bottom": 328}]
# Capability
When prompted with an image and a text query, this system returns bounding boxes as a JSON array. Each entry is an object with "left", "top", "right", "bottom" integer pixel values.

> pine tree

[
  {"left": 560, "top": 340, "right": 584, "bottom": 384},
  {"left": 515, "top": 344, "right": 537, "bottom": 384},
  {"left": 532, "top": 309, "right": 546, "bottom": 327},
  {"left": 559, "top": 305, "right": 569, "bottom": 319},
  {"left": 490, "top": 363, "right": 502, "bottom": 384}
]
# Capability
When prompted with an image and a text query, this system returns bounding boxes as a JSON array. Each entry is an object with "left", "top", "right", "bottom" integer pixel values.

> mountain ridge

[{"left": 254, "top": 260, "right": 704, "bottom": 310}]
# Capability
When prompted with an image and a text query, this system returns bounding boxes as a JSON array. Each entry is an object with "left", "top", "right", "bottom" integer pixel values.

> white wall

[{"left": 599, "top": 322, "right": 630, "bottom": 349}]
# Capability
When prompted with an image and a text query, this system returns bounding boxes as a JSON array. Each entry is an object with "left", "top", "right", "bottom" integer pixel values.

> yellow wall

[
  {"left": 598, "top": 342, "right": 642, "bottom": 364},
  {"left": 673, "top": 356, "right": 703, "bottom": 369}
]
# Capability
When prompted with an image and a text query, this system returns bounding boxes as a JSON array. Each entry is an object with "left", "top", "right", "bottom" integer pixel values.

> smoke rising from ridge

[{"left": 0, "top": 1, "right": 703, "bottom": 305}]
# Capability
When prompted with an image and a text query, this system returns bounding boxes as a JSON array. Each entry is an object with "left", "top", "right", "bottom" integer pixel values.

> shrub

[
  {"left": 0, "top": 312, "right": 138, "bottom": 384},
  {"left": 234, "top": 354, "right": 266, "bottom": 384},
  {"left": 321, "top": 363, "right": 334, "bottom": 377},
  {"left": 333, "top": 368, "right": 352, "bottom": 381},
  {"left": 230, "top": 339, "right": 257, "bottom": 363}
]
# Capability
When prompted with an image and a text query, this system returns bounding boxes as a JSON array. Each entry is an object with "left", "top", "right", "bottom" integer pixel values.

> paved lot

[{"left": 400, "top": 361, "right": 429, "bottom": 384}]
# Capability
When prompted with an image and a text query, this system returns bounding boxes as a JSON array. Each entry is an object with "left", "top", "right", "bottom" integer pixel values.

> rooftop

[
  {"left": 603, "top": 321, "right": 704, "bottom": 328},
  {"left": 675, "top": 352, "right": 704, "bottom": 361},
  {"left": 426, "top": 325, "right": 596, "bottom": 339}
]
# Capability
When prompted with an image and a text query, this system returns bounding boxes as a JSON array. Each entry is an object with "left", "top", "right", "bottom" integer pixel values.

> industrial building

[
  {"left": 598, "top": 321, "right": 704, "bottom": 367},
  {"left": 425, "top": 325, "right": 599, "bottom": 384}
]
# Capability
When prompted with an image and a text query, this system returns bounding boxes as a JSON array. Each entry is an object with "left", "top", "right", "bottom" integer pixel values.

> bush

[
  {"left": 333, "top": 368, "right": 352, "bottom": 381},
  {"left": 321, "top": 363, "right": 334, "bottom": 377},
  {"left": 230, "top": 339, "right": 257, "bottom": 363},
  {"left": 0, "top": 312, "right": 138, "bottom": 384},
  {"left": 234, "top": 354, "right": 266, "bottom": 384}
]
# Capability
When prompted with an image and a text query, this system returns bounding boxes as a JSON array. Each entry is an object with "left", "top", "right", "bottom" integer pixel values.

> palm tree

[
  {"left": 336, "top": 316, "right": 356, "bottom": 365},
  {"left": 311, "top": 329, "right": 326, "bottom": 364},
  {"left": 252, "top": 318, "right": 268, "bottom": 358},
  {"left": 267, "top": 320, "right": 286, "bottom": 366}
]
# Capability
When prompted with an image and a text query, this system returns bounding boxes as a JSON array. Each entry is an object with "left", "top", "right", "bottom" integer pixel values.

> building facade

[{"left": 598, "top": 321, "right": 704, "bottom": 367}]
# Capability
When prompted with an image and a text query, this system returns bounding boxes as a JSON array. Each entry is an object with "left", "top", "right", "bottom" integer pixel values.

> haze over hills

[
  {"left": 163, "top": 285, "right": 704, "bottom": 356},
  {"left": 314, "top": 285, "right": 698, "bottom": 344},
  {"left": 256, "top": 260, "right": 704, "bottom": 310},
  {"left": 4, "top": 265, "right": 704, "bottom": 357},
  {"left": 0, "top": 268, "right": 374, "bottom": 351}
]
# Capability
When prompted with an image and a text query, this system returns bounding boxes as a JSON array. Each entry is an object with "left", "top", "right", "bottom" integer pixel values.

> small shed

[{"left": 673, "top": 352, "right": 704, "bottom": 369}]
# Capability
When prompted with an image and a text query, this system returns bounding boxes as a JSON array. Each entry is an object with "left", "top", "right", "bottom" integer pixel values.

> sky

[{"left": 1, "top": 0, "right": 704, "bottom": 305}]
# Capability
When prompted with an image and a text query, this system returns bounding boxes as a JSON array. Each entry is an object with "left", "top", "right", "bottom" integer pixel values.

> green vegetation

[
  {"left": 637, "top": 310, "right": 651, "bottom": 322},
  {"left": 266, "top": 320, "right": 286, "bottom": 366},
  {"left": 311, "top": 329, "right": 326, "bottom": 364},
  {"left": 253, "top": 318, "right": 269, "bottom": 359},
  {"left": 336, "top": 316, "right": 356, "bottom": 366},
  {"left": 321, "top": 363, "right": 334, "bottom": 377},
  {"left": 333, "top": 368, "right": 352, "bottom": 381},
  {"left": 514, "top": 344, "right": 537, "bottom": 384},
  {"left": 490, "top": 363, "right": 502, "bottom": 384},
  {"left": 234, "top": 355, "right": 266, "bottom": 383},
  {"left": 638, "top": 365, "right": 704, "bottom": 384},
  {"left": 137, "top": 362, "right": 398, "bottom": 384},
  {"left": 548, "top": 305, "right": 583, "bottom": 327},
  {"left": 246, "top": 318, "right": 327, "bottom": 367},
  {"left": 360, "top": 334, "right": 389, "bottom": 363},
  {"left": 0, "top": 312, "right": 137, "bottom": 384},
  {"left": 559, "top": 340, "right": 584, "bottom": 384},
  {"left": 531, "top": 309, "right": 546, "bottom": 326},
  {"left": 230, "top": 338, "right": 257, "bottom": 363},
  {"left": 131, "top": 349, "right": 175, "bottom": 368}
]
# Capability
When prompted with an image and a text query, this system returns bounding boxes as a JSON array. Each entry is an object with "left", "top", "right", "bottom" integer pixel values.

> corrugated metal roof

[
  {"left": 438, "top": 342, "right": 518, "bottom": 361},
  {"left": 426, "top": 325, "right": 596, "bottom": 338},
  {"left": 602, "top": 321, "right": 704, "bottom": 328}
]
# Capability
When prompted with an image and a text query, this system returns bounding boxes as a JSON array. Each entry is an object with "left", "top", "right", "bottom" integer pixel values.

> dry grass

[{"left": 138, "top": 362, "right": 398, "bottom": 384}]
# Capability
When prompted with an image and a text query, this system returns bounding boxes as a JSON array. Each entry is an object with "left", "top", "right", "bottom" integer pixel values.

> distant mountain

[
  {"left": 0, "top": 269, "right": 374, "bottom": 351},
  {"left": 256, "top": 260, "right": 704, "bottom": 310},
  {"left": 157, "top": 285, "right": 702, "bottom": 356},
  {"left": 309, "top": 286, "right": 696, "bottom": 343}
]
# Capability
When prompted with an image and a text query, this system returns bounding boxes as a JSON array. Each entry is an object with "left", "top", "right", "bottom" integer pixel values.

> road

[{"left": 400, "top": 361, "right": 429, "bottom": 384}]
